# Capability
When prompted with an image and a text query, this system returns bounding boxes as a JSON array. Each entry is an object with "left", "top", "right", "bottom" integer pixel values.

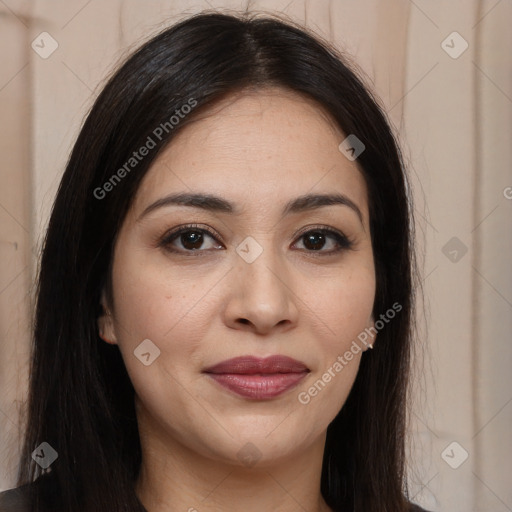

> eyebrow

[{"left": 137, "top": 192, "right": 364, "bottom": 225}]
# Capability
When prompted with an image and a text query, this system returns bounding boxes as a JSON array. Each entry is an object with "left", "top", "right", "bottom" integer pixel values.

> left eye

[{"left": 293, "top": 228, "right": 353, "bottom": 253}]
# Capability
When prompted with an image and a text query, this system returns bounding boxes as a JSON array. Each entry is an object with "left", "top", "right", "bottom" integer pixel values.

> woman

[{"left": 0, "top": 10, "right": 430, "bottom": 512}]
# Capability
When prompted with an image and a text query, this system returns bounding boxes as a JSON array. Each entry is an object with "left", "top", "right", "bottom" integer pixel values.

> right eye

[{"left": 158, "top": 224, "right": 224, "bottom": 255}]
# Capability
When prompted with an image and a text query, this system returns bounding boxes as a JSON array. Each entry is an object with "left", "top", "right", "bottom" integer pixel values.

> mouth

[{"left": 202, "top": 355, "right": 310, "bottom": 400}]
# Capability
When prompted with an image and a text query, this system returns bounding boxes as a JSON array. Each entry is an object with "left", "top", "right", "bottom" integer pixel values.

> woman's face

[{"left": 99, "top": 88, "right": 376, "bottom": 468}]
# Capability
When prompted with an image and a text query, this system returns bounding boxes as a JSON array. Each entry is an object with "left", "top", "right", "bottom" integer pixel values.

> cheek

[
  {"left": 108, "top": 253, "right": 213, "bottom": 425},
  {"left": 293, "top": 263, "right": 375, "bottom": 413},
  {"left": 305, "top": 264, "right": 376, "bottom": 352},
  {"left": 108, "top": 251, "right": 211, "bottom": 379},
  {"left": 111, "top": 246, "right": 215, "bottom": 340}
]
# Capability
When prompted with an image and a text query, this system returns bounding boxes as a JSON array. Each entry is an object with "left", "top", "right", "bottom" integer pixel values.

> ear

[
  {"left": 97, "top": 290, "right": 118, "bottom": 345},
  {"left": 365, "top": 314, "right": 377, "bottom": 350}
]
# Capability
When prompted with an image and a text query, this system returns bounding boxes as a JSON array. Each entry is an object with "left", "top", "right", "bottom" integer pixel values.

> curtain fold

[
  {"left": 0, "top": 0, "right": 32, "bottom": 491},
  {"left": 473, "top": 0, "right": 512, "bottom": 508}
]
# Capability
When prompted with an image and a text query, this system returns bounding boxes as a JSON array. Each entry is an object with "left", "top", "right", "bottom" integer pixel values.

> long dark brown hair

[{"left": 16, "top": 10, "right": 418, "bottom": 512}]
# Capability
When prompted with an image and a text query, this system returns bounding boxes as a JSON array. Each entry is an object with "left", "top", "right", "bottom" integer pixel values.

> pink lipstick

[{"left": 203, "top": 355, "right": 309, "bottom": 400}]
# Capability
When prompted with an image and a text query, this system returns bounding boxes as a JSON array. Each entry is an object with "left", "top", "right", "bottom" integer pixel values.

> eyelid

[
  {"left": 291, "top": 224, "right": 355, "bottom": 251},
  {"left": 158, "top": 223, "right": 223, "bottom": 251},
  {"left": 292, "top": 223, "right": 344, "bottom": 239},
  {"left": 158, "top": 223, "right": 354, "bottom": 254}
]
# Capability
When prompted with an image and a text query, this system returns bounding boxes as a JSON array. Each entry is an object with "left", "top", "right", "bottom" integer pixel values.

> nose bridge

[
  {"left": 237, "top": 237, "right": 287, "bottom": 301},
  {"left": 226, "top": 235, "right": 298, "bottom": 332},
  {"left": 246, "top": 253, "right": 281, "bottom": 290}
]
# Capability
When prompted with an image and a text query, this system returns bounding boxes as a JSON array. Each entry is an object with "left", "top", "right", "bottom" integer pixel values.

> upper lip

[{"left": 203, "top": 355, "right": 310, "bottom": 374}]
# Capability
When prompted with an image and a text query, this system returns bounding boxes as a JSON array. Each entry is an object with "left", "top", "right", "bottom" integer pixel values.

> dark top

[
  {"left": 0, "top": 475, "right": 432, "bottom": 511},
  {"left": 0, "top": 483, "right": 31, "bottom": 511}
]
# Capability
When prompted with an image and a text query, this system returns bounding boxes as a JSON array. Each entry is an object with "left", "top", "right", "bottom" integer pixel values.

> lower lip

[{"left": 206, "top": 372, "right": 308, "bottom": 399}]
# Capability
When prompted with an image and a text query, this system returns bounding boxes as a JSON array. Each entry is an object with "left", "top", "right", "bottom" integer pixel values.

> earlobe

[{"left": 366, "top": 315, "right": 377, "bottom": 350}]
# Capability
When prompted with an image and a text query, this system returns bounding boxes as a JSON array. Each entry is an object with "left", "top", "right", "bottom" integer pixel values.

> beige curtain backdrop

[{"left": 1, "top": 1, "right": 511, "bottom": 510}]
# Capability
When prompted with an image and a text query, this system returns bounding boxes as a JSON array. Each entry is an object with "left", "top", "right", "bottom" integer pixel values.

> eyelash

[{"left": 157, "top": 223, "right": 354, "bottom": 257}]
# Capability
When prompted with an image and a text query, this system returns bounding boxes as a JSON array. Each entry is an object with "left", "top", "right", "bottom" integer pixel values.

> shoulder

[
  {"left": 0, "top": 473, "right": 58, "bottom": 512},
  {"left": 0, "top": 482, "right": 32, "bottom": 511}
]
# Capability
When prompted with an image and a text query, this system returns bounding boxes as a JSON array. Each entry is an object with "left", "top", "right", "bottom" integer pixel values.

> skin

[{"left": 98, "top": 87, "right": 377, "bottom": 512}]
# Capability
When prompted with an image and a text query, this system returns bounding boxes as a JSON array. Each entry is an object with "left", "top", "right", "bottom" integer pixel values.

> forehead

[{"left": 131, "top": 88, "right": 369, "bottom": 221}]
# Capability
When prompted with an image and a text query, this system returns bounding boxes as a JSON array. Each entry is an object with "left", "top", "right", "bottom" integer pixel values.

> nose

[{"left": 222, "top": 244, "right": 299, "bottom": 335}]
